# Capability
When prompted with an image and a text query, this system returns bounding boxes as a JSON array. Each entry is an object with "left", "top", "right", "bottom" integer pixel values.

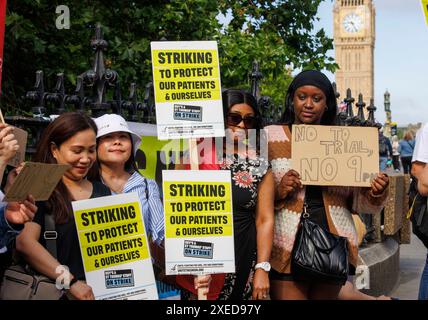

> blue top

[
  {"left": 0, "top": 203, "right": 23, "bottom": 250},
  {"left": 111, "top": 172, "right": 165, "bottom": 244},
  {"left": 398, "top": 139, "right": 415, "bottom": 157}
]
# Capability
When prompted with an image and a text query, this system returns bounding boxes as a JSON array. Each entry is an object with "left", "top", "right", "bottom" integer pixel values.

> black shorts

[
  {"left": 269, "top": 265, "right": 355, "bottom": 282},
  {"left": 269, "top": 268, "right": 295, "bottom": 281}
]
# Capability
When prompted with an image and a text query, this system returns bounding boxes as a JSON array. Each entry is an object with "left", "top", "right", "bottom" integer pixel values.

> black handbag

[
  {"left": 291, "top": 203, "right": 349, "bottom": 285},
  {"left": 0, "top": 213, "right": 63, "bottom": 300}
]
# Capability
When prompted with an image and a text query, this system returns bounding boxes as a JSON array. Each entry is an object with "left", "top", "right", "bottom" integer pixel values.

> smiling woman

[
  {"left": 15, "top": 112, "right": 111, "bottom": 300},
  {"left": 175, "top": 89, "right": 275, "bottom": 301},
  {"left": 90, "top": 114, "right": 165, "bottom": 245}
]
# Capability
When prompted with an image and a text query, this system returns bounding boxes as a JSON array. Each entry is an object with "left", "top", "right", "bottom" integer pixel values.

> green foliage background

[{"left": 1, "top": 0, "right": 337, "bottom": 116}]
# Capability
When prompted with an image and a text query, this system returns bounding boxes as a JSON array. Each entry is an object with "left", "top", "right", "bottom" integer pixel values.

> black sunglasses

[{"left": 227, "top": 113, "right": 257, "bottom": 128}]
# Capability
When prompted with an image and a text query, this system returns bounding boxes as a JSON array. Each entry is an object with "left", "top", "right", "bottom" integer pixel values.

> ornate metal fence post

[
  {"left": 65, "top": 75, "right": 87, "bottom": 111},
  {"left": 25, "top": 70, "right": 47, "bottom": 117},
  {"left": 9, "top": 24, "right": 149, "bottom": 159},
  {"left": 45, "top": 73, "right": 67, "bottom": 114},
  {"left": 80, "top": 24, "right": 118, "bottom": 117},
  {"left": 250, "top": 60, "right": 262, "bottom": 102}
]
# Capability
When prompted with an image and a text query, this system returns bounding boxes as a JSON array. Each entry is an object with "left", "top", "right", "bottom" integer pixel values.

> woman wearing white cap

[{"left": 91, "top": 114, "right": 164, "bottom": 245}]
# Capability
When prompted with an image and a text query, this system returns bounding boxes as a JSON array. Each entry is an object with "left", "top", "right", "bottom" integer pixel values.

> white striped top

[{"left": 111, "top": 172, "right": 165, "bottom": 244}]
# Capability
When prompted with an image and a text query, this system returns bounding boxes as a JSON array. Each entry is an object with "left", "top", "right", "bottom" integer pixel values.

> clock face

[{"left": 342, "top": 13, "right": 363, "bottom": 33}]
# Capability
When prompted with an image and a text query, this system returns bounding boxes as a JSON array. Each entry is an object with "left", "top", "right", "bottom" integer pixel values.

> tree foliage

[{"left": 2, "top": 0, "right": 336, "bottom": 115}]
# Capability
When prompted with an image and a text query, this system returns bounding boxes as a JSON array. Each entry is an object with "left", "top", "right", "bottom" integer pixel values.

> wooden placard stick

[
  {"left": 0, "top": 108, "right": 6, "bottom": 181},
  {"left": 0, "top": 108, "right": 5, "bottom": 124},
  {"left": 188, "top": 138, "right": 209, "bottom": 300}
]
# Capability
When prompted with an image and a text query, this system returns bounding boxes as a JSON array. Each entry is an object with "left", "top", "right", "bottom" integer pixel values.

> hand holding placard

[
  {"left": 6, "top": 127, "right": 27, "bottom": 167},
  {"left": 0, "top": 109, "right": 29, "bottom": 167},
  {"left": 0, "top": 124, "right": 18, "bottom": 164}
]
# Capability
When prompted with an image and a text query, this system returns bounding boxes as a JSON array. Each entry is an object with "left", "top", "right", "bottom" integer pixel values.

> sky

[{"left": 313, "top": 0, "right": 428, "bottom": 126}]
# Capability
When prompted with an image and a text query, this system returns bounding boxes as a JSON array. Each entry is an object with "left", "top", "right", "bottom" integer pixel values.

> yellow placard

[
  {"left": 422, "top": 0, "right": 428, "bottom": 26},
  {"left": 137, "top": 136, "right": 187, "bottom": 181},
  {"left": 163, "top": 181, "right": 233, "bottom": 238},
  {"left": 74, "top": 201, "right": 149, "bottom": 272},
  {"left": 152, "top": 49, "right": 221, "bottom": 103}
]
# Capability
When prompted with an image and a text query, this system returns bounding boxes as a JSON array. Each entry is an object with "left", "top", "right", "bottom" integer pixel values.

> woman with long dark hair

[
  {"left": 220, "top": 89, "right": 274, "bottom": 300},
  {"left": 176, "top": 89, "right": 274, "bottom": 300},
  {"left": 16, "top": 112, "right": 110, "bottom": 300}
]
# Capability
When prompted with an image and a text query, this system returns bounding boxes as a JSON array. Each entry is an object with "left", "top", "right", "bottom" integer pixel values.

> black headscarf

[{"left": 280, "top": 70, "right": 338, "bottom": 125}]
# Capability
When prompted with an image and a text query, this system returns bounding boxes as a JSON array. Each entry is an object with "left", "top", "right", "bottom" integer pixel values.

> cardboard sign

[
  {"left": 72, "top": 193, "right": 158, "bottom": 300},
  {"left": 7, "top": 127, "right": 28, "bottom": 167},
  {"left": 151, "top": 41, "right": 224, "bottom": 140},
  {"left": 291, "top": 125, "right": 379, "bottom": 187},
  {"left": 162, "top": 170, "right": 235, "bottom": 275},
  {"left": 4, "top": 162, "right": 69, "bottom": 202}
]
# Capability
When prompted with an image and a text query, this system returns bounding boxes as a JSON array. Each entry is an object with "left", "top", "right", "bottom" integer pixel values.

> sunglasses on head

[{"left": 226, "top": 113, "right": 257, "bottom": 128}]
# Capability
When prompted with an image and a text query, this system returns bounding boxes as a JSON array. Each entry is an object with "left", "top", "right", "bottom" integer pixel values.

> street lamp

[
  {"left": 384, "top": 89, "right": 392, "bottom": 137},
  {"left": 384, "top": 90, "right": 391, "bottom": 114}
]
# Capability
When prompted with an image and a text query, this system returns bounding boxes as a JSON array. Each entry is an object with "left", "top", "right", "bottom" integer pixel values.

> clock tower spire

[{"left": 333, "top": 0, "right": 375, "bottom": 115}]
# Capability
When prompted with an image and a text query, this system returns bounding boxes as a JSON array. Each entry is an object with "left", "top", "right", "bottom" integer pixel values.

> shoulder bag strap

[{"left": 43, "top": 213, "right": 57, "bottom": 259}]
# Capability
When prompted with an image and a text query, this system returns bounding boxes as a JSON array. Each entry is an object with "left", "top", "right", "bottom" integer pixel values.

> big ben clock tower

[{"left": 333, "top": 0, "right": 375, "bottom": 111}]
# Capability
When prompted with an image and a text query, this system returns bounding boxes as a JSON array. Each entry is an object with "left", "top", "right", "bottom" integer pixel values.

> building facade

[{"left": 333, "top": 0, "right": 375, "bottom": 113}]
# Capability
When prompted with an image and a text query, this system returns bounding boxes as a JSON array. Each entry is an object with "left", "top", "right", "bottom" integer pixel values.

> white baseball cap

[{"left": 94, "top": 114, "right": 142, "bottom": 154}]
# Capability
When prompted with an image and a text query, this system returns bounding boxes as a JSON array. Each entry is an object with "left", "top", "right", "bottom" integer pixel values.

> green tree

[
  {"left": 218, "top": 0, "right": 337, "bottom": 108},
  {"left": 1, "top": 0, "right": 336, "bottom": 116}
]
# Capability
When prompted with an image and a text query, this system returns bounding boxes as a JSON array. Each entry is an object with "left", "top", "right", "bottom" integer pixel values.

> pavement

[{"left": 389, "top": 234, "right": 427, "bottom": 300}]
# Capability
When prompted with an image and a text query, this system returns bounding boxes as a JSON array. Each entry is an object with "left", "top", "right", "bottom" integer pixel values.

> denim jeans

[
  {"left": 0, "top": 205, "right": 21, "bottom": 248},
  {"left": 379, "top": 157, "right": 388, "bottom": 172},
  {"left": 419, "top": 251, "right": 428, "bottom": 300}
]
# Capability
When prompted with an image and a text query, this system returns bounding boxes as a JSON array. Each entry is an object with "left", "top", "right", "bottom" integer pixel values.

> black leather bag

[
  {"left": 0, "top": 213, "right": 63, "bottom": 300},
  {"left": 291, "top": 216, "right": 349, "bottom": 285}
]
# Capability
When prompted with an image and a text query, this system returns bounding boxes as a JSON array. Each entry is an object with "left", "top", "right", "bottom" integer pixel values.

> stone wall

[{"left": 357, "top": 173, "right": 410, "bottom": 296}]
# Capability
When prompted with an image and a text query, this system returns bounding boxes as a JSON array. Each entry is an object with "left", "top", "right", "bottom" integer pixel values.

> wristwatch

[
  {"left": 255, "top": 261, "right": 271, "bottom": 272},
  {"left": 65, "top": 277, "right": 78, "bottom": 291}
]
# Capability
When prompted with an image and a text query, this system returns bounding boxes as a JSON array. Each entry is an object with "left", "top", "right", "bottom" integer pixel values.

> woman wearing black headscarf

[{"left": 265, "top": 70, "right": 389, "bottom": 299}]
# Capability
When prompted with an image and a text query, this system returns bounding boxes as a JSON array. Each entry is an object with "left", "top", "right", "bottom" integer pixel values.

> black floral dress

[{"left": 217, "top": 152, "right": 270, "bottom": 300}]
